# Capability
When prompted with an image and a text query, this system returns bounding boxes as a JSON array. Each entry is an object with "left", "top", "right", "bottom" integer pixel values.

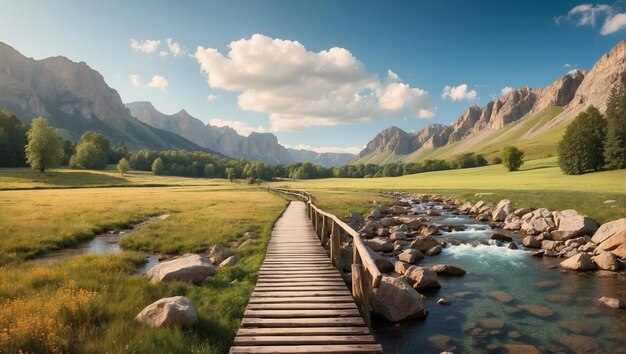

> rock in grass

[
  {"left": 136, "top": 296, "right": 197, "bottom": 328},
  {"left": 219, "top": 255, "right": 238, "bottom": 267},
  {"left": 208, "top": 243, "right": 233, "bottom": 264},
  {"left": 560, "top": 253, "right": 596, "bottom": 271},
  {"left": 145, "top": 254, "right": 216, "bottom": 283},
  {"left": 369, "top": 276, "right": 426, "bottom": 322},
  {"left": 244, "top": 231, "right": 259, "bottom": 239}
]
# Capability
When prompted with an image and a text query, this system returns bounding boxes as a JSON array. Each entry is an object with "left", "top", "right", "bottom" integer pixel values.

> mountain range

[
  {"left": 125, "top": 101, "right": 354, "bottom": 166},
  {"left": 355, "top": 40, "right": 626, "bottom": 164}
]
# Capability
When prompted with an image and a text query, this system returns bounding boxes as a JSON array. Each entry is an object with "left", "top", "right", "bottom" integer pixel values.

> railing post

[
  {"left": 330, "top": 221, "right": 341, "bottom": 272},
  {"left": 351, "top": 264, "right": 371, "bottom": 328},
  {"left": 321, "top": 215, "right": 328, "bottom": 247}
]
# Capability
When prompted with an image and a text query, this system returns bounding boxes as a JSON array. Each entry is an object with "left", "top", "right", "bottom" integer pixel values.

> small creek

[
  {"left": 374, "top": 199, "right": 626, "bottom": 353},
  {"left": 31, "top": 215, "right": 168, "bottom": 274}
]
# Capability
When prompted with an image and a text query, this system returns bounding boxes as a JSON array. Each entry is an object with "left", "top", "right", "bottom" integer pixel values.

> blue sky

[{"left": 1, "top": 0, "right": 624, "bottom": 154}]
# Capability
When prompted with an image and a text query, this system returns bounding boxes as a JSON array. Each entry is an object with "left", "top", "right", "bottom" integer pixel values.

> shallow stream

[{"left": 375, "top": 200, "right": 626, "bottom": 353}]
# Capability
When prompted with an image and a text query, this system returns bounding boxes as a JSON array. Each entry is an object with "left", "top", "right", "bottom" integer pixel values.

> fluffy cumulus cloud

[
  {"left": 130, "top": 39, "right": 161, "bottom": 53},
  {"left": 209, "top": 118, "right": 266, "bottom": 136},
  {"left": 146, "top": 75, "right": 169, "bottom": 91},
  {"left": 194, "top": 34, "right": 434, "bottom": 131},
  {"left": 207, "top": 94, "right": 219, "bottom": 102},
  {"left": 501, "top": 86, "right": 514, "bottom": 96},
  {"left": 129, "top": 74, "right": 142, "bottom": 86},
  {"left": 286, "top": 144, "right": 362, "bottom": 155},
  {"left": 441, "top": 84, "right": 477, "bottom": 101},
  {"left": 557, "top": 4, "right": 626, "bottom": 35}
]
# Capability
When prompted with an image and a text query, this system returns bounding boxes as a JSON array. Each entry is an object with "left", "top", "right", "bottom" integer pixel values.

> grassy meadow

[
  {"left": 273, "top": 157, "right": 625, "bottom": 224},
  {"left": 0, "top": 174, "right": 287, "bottom": 354}
]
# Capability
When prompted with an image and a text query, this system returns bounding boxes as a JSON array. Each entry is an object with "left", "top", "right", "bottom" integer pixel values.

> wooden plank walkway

[{"left": 230, "top": 201, "right": 383, "bottom": 354}]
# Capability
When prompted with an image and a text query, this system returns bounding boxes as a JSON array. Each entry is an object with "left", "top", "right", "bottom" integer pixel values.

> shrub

[{"left": 501, "top": 146, "right": 525, "bottom": 171}]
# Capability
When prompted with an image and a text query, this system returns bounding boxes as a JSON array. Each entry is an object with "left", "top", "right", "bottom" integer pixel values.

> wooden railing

[{"left": 267, "top": 187, "right": 382, "bottom": 327}]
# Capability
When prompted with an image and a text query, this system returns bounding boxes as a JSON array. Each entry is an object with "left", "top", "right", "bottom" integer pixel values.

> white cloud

[
  {"left": 209, "top": 118, "right": 266, "bottom": 136},
  {"left": 563, "top": 63, "right": 572, "bottom": 68},
  {"left": 283, "top": 143, "right": 361, "bottom": 155},
  {"left": 159, "top": 51, "right": 169, "bottom": 57},
  {"left": 166, "top": 38, "right": 184, "bottom": 57},
  {"left": 557, "top": 4, "right": 626, "bottom": 35},
  {"left": 194, "top": 34, "right": 434, "bottom": 132},
  {"left": 146, "top": 75, "right": 169, "bottom": 91},
  {"left": 441, "top": 84, "right": 477, "bottom": 101},
  {"left": 601, "top": 12, "right": 626, "bottom": 34},
  {"left": 501, "top": 86, "right": 514, "bottom": 96},
  {"left": 129, "top": 74, "right": 142, "bottom": 86},
  {"left": 130, "top": 39, "right": 161, "bottom": 53},
  {"left": 207, "top": 94, "right": 219, "bottom": 102}
]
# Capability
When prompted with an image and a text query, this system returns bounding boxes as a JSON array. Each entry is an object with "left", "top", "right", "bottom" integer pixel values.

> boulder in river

[
  {"left": 410, "top": 236, "right": 441, "bottom": 253},
  {"left": 558, "top": 320, "right": 602, "bottom": 335},
  {"left": 404, "top": 265, "right": 441, "bottom": 289},
  {"left": 517, "top": 304, "right": 554, "bottom": 317},
  {"left": 591, "top": 218, "right": 625, "bottom": 258},
  {"left": 364, "top": 237, "right": 393, "bottom": 252},
  {"left": 425, "top": 245, "right": 443, "bottom": 256},
  {"left": 492, "top": 199, "right": 514, "bottom": 222},
  {"left": 491, "top": 233, "right": 513, "bottom": 242},
  {"left": 390, "top": 231, "right": 407, "bottom": 241},
  {"left": 560, "top": 253, "right": 597, "bottom": 271},
  {"left": 598, "top": 296, "right": 623, "bottom": 309},
  {"left": 592, "top": 251, "right": 620, "bottom": 271},
  {"left": 394, "top": 261, "right": 411, "bottom": 275},
  {"left": 420, "top": 225, "right": 439, "bottom": 236},
  {"left": 522, "top": 236, "right": 541, "bottom": 248},
  {"left": 145, "top": 254, "right": 216, "bottom": 283},
  {"left": 208, "top": 243, "right": 233, "bottom": 264},
  {"left": 136, "top": 296, "right": 197, "bottom": 328},
  {"left": 369, "top": 275, "right": 426, "bottom": 322},
  {"left": 367, "top": 248, "right": 394, "bottom": 272},
  {"left": 398, "top": 249, "right": 423, "bottom": 263},
  {"left": 488, "top": 291, "right": 513, "bottom": 303},
  {"left": 551, "top": 210, "right": 598, "bottom": 241},
  {"left": 430, "top": 264, "right": 466, "bottom": 276}
]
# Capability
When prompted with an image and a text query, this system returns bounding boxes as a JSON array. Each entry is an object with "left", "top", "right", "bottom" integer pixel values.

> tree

[
  {"left": 501, "top": 146, "right": 525, "bottom": 172},
  {"left": 603, "top": 85, "right": 626, "bottom": 169},
  {"left": 117, "top": 158, "right": 130, "bottom": 176},
  {"left": 0, "top": 110, "right": 28, "bottom": 167},
  {"left": 69, "top": 132, "right": 110, "bottom": 170},
  {"left": 69, "top": 141, "right": 108, "bottom": 169},
  {"left": 25, "top": 117, "right": 64, "bottom": 172},
  {"left": 558, "top": 106, "right": 607, "bottom": 175},
  {"left": 225, "top": 167, "right": 235, "bottom": 181},
  {"left": 151, "top": 157, "right": 165, "bottom": 175}
]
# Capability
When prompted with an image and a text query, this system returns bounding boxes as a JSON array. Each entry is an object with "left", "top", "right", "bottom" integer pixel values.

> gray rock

[
  {"left": 208, "top": 243, "right": 233, "bottom": 264},
  {"left": 364, "top": 237, "right": 393, "bottom": 252},
  {"left": 592, "top": 251, "right": 620, "bottom": 271},
  {"left": 492, "top": 199, "right": 514, "bottom": 221},
  {"left": 491, "top": 233, "right": 513, "bottom": 242},
  {"left": 560, "top": 253, "right": 597, "bottom": 271},
  {"left": 425, "top": 245, "right": 442, "bottom": 256},
  {"left": 244, "top": 231, "right": 259, "bottom": 239},
  {"left": 367, "top": 248, "right": 394, "bottom": 273},
  {"left": 145, "top": 254, "right": 217, "bottom": 283},
  {"left": 369, "top": 276, "right": 426, "bottom": 322},
  {"left": 430, "top": 264, "right": 466, "bottom": 276},
  {"left": 238, "top": 239, "right": 256, "bottom": 249},
  {"left": 390, "top": 231, "right": 407, "bottom": 241},
  {"left": 404, "top": 265, "right": 441, "bottom": 289},
  {"left": 551, "top": 209, "right": 598, "bottom": 241},
  {"left": 592, "top": 218, "right": 625, "bottom": 258},
  {"left": 398, "top": 249, "right": 424, "bottom": 263},
  {"left": 522, "top": 236, "right": 541, "bottom": 248},
  {"left": 420, "top": 225, "right": 439, "bottom": 236},
  {"left": 410, "top": 236, "right": 441, "bottom": 253},
  {"left": 219, "top": 255, "right": 238, "bottom": 267},
  {"left": 135, "top": 296, "right": 197, "bottom": 328}
]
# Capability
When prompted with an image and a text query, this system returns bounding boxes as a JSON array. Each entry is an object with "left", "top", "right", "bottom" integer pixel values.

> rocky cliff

[
  {"left": 358, "top": 40, "right": 625, "bottom": 162},
  {"left": 0, "top": 42, "right": 204, "bottom": 151},
  {"left": 126, "top": 101, "right": 354, "bottom": 166}
]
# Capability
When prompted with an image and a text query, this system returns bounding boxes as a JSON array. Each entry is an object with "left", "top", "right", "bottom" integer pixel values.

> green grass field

[
  {"left": 0, "top": 178, "right": 287, "bottom": 354},
  {"left": 272, "top": 157, "right": 625, "bottom": 224}
]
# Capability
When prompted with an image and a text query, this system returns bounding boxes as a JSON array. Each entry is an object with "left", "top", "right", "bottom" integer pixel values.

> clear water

[
  {"left": 31, "top": 217, "right": 162, "bottom": 274},
  {"left": 375, "top": 201, "right": 626, "bottom": 353}
]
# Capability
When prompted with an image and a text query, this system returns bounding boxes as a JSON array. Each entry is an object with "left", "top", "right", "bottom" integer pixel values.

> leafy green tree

[
  {"left": 70, "top": 141, "right": 108, "bottom": 169},
  {"left": 151, "top": 157, "right": 165, "bottom": 175},
  {"left": 225, "top": 167, "right": 235, "bottom": 181},
  {"left": 25, "top": 117, "right": 64, "bottom": 172},
  {"left": 558, "top": 106, "right": 607, "bottom": 175},
  {"left": 79, "top": 131, "right": 111, "bottom": 155},
  {"left": 501, "top": 146, "right": 525, "bottom": 172},
  {"left": 204, "top": 163, "right": 216, "bottom": 178},
  {"left": 603, "top": 85, "right": 626, "bottom": 169},
  {"left": 0, "top": 110, "right": 28, "bottom": 167},
  {"left": 117, "top": 158, "right": 130, "bottom": 176}
]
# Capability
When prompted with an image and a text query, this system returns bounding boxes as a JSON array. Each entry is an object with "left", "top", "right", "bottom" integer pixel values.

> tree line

[{"left": 2, "top": 83, "right": 623, "bottom": 179}]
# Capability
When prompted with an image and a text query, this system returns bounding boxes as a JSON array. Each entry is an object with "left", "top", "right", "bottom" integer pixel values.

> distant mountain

[
  {"left": 355, "top": 40, "right": 626, "bottom": 165},
  {"left": 126, "top": 101, "right": 355, "bottom": 167},
  {"left": 0, "top": 41, "right": 208, "bottom": 152}
]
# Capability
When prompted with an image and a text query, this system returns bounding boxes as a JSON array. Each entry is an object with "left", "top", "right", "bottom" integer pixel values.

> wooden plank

[
  {"left": 233, "top": 335, "right": 376, "bottom": 345},
  {"left": 251, "top": 290, "right": 352, "bottom": 297},
  {"left": 248, "top": 296, "right": 355, "bottom": 304},
  {"left": 254, "top": 286, "right": 348, "bottom": 292},
  {"left": 241, "top": 317, "right": 366, "bottom": 327},
  {"left": 229, "top": 344, "right": 383, "bottom": 354},
  {"left": 244, "top": 309, "right": 361, "bottom": 318},
  {"left": 255, "top": 281, "right": 346, "bottom": 287},
  {"left": 235, "top": 327, "right": 370, "bottom": 336},
  {"left": 247, "top": 303, "right": 357, "bottom": 310}
]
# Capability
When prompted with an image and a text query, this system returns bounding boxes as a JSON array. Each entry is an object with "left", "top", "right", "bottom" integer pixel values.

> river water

[{"left": 374, "top": 200, "right": 626, "bottom": 353}]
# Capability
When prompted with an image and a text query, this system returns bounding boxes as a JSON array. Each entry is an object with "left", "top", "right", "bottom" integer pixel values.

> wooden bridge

[{"left": 229, "top": 189, "right": 384, "bottom": 353}]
